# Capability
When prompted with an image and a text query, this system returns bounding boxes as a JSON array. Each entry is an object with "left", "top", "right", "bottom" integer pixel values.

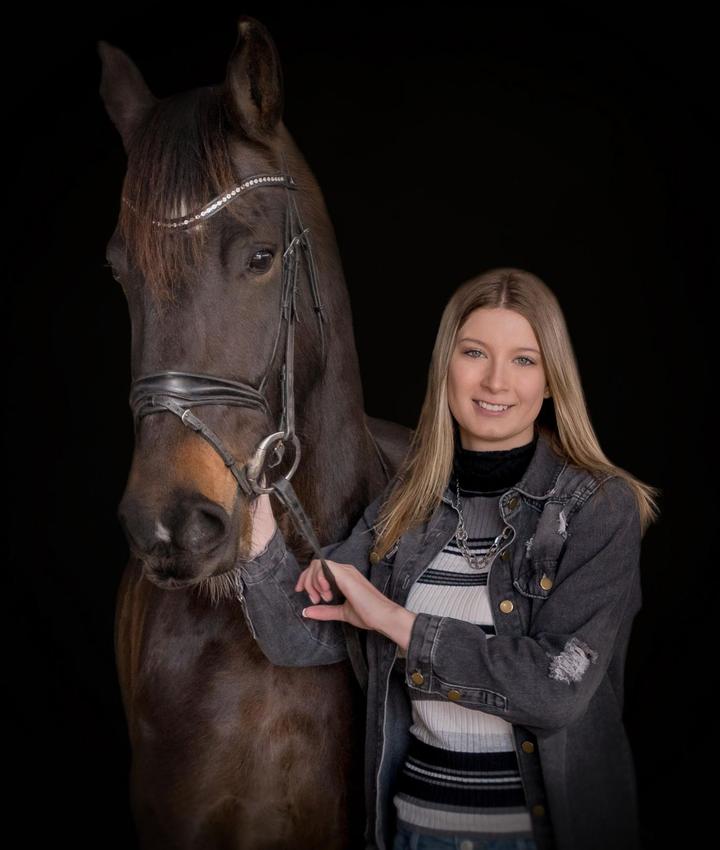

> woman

[{"left": 238, "top": 267, "right": 660, "bottom": 850}]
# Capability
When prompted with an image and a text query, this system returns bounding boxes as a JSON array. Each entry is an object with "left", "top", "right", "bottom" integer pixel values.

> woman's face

[{"left": 447, "top": 307, "right": 550, "bottom": 451}]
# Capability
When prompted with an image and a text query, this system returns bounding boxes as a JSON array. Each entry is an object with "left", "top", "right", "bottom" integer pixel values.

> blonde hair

[{"left": 371, "top": 267, "right": 661, "bottom": 559}]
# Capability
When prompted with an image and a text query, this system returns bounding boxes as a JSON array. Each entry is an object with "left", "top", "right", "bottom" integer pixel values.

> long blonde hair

[{"left": 371, "top": 267, "right": 661, "bottom": 559}]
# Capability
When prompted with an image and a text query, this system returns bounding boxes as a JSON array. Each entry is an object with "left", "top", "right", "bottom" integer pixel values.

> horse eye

[{"left": 248, "top": 248, "right": 274, "bottom": 273}]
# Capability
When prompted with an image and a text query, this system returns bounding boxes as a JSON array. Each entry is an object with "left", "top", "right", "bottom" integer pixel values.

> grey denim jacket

[{"left": 237, "top": 430, "right": 644, "bottom": 850}]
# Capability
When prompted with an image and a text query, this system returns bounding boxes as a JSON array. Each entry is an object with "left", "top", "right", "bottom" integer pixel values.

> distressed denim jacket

[{"left": 237, "top": 430, "right": 644, "bottom": 850}]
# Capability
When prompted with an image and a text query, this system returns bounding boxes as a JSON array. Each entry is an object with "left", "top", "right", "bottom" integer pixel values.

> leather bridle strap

[
  {"left": 129, "top": 371, "right": 273, "bottom": 496},
  {"left": 124, "top": 160, "right": 370, "bottom": 693}
]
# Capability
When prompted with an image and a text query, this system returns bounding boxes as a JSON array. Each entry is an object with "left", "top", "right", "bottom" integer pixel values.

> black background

[{"left": 5, "top": 2, "right": 713, "bottom": 847}]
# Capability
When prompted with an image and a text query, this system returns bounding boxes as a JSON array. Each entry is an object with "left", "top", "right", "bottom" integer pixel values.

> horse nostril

[
  {"left": 173, "top": 500, "right": 230, "bottom": 554},
  {"left": 117, "top": 493, "right": 230, "bottom": 558}
]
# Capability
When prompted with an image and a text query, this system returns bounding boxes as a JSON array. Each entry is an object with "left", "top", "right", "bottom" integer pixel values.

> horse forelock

[{"left": 118, "top": 86, "right": 271, "bottom": 305}]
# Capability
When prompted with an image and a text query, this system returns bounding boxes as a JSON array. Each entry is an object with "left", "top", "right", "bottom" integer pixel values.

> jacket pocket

[
  {"left": 512, "top": 503, "right": 569, "bottom": 600},
  {"left": 513, "top": 548, "right": 567, "bottom": 600}
]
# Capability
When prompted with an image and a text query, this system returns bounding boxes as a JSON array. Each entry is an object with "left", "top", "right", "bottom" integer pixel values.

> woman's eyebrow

[{"left": 458, "top": 337, "right": 541, "bottom": 354}]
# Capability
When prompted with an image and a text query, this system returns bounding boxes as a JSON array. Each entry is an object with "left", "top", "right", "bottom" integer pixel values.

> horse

[{"left": 98, "top": 15, "right": 412, "bottom": 849}]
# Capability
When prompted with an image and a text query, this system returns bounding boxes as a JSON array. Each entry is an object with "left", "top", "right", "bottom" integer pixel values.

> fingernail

[{"left": 302, "top": 608, "right": 307, "bottom": 617}]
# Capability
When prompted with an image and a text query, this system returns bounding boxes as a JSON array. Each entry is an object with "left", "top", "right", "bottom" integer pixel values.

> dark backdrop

[{"left": 5, "top": 3, "right": 712, "bottom": 847}]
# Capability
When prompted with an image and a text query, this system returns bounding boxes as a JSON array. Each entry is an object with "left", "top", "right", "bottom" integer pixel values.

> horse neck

[{"left": 291, "top": 339, "right": 379, "bottom": 541}]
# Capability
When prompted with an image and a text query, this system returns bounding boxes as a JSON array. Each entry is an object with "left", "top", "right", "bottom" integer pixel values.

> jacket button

[
  {"left": 500, "top": 549, "right": 510, "bottom": 560},
  {"left": 499, "top": 599, "right": 514, "bottom": 613},
  {"left": 508, "top": 496, "right": 519, "bottom": 510},
  {"left": 521, "top": 740, "right": 535, "bottom": 753},
  {"left": 531, "top": 804, "right": 545, "bottom": 817},
  {"left": 411, "top": 670, "right": 425, "bottom": 685},
  {"left": 539, "top": 574, "right": 553, "bottom": 590},
  {"left": 447, "top": 689, "right": 462, "bottom": 701},
  {"left": 369, "top": 550, "right": 380, "bottom": 564}
]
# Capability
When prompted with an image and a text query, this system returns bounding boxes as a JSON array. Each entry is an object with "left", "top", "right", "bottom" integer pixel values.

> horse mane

[{"left": 118, "top": 85, "right": 255, "bottom": 305}]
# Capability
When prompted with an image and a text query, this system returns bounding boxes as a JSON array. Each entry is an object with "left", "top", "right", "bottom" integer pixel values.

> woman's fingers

[
  {"left": 306, "top": 559, "right": 332, "bottom": 601},
  {"left": 294, "top": 560, "right": 341, "bottom": 603},
  {"left": 316, "top": 568, "right": 333, "bottom": 601},
  {"left": 295, "top": 566, "right": 320, "bottom": 603},
  {"left": 302, "top": 603, "right": 345, "bottom": 621},
  {"left": 294, "top": 567, "right": 308, "bottom": 593},
  {"left": 294, "top": 563, "right": 333, "bottom": 603}
]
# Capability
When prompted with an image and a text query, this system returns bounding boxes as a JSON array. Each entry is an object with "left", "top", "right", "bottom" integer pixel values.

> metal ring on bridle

[{"left": 245, "top": 432, "right": 301, "bottom": 495}]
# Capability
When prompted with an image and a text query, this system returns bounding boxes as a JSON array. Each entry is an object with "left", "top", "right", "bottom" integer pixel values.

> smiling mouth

[{"left": 473, "top": 399, "right": 514, "bottom": 411}]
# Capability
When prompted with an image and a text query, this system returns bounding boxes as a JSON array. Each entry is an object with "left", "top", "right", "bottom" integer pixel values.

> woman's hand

[
  {"left": 295, "top": 559, "right": 417, "bottom": 651},
  {"left": 295, "top": 557, "right": 336, "bottom": 604}
]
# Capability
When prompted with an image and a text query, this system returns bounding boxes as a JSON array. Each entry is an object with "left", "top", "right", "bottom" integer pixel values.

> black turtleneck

[{"left": 452, "top": 427, "right": 538, "bottom": 495}]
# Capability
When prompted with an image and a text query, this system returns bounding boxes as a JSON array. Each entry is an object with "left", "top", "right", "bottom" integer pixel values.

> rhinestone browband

[{"left": 121, "top": 173, "right": 297, "bottom": 230}]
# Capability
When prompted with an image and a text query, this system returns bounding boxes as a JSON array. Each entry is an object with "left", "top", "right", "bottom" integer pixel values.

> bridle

[
  {"left": 121, "top": 154, "right": 369, "bottom": 692},
  {"left": 126, "top": 167, "right": 323, "bottom": 500}
]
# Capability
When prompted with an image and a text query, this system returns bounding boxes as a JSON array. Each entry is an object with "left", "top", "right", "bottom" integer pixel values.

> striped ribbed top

[{"left": 392, "top": 431, "right": 538, "bottom": 842}]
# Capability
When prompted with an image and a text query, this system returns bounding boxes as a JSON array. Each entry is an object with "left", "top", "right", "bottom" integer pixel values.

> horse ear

[
  {"left": 97, "top": 39, "right": 158, "bottom": 155},
  {"left": 223, "top": 16, "right": 284, "bottom": 142}
]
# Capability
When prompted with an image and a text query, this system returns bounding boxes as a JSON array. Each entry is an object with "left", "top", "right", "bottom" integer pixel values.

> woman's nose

[{"left": 480, "top": 362, "right": 508, "bottom": 392}]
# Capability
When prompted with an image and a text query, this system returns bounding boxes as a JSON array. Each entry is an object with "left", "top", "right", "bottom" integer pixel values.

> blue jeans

[{"left": 392, "top": 822, "right": 538, "bottom": 850}]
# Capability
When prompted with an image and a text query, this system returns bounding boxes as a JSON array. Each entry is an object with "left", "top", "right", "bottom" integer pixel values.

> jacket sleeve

[
  {"left": 404, "top": 476, "right": 643, "bottom": 734},
  {"left": 236, "top": 484, "right": 390, "bottom": 667}
]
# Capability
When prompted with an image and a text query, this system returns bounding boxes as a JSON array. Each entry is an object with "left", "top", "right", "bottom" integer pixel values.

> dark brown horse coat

[{"left": 100, "top": 16, "right": 411, "bottom": 849}]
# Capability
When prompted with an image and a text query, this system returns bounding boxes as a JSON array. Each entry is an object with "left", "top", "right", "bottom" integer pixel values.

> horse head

[{"left": 99, "top": 17, "right": 374, "bottom": 597}]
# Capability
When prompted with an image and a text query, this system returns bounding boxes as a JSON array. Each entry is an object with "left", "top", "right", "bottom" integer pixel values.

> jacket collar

[{"left": 440, "top": 426, "right": 568, "bottom": 505}]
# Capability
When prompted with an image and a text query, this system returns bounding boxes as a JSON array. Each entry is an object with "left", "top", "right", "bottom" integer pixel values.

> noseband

[{"left": 122, "top": 156, "right": 369, "bottom": 692}]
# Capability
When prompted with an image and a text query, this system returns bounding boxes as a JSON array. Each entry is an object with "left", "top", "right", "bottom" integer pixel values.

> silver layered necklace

[{"left": 451, "top": 475, "right": 506, "bottom": 571}]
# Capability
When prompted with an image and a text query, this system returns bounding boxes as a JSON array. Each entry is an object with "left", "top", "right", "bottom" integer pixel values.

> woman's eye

[
  {"left": 248, "top": 248, "right": 274, "bottom": 273},
  {"left": 464, "top": 349, "right": 535, "bottom": 366}
]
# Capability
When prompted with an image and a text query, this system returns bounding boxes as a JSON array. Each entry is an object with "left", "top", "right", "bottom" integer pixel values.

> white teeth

[{"left": 475, "top": 399, "right": 510, "bottom": 411}]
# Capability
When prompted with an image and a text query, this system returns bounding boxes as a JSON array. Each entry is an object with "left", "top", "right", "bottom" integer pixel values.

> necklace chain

[{"left": 452, "top": 476, "right": 506, "bottom": 571}]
